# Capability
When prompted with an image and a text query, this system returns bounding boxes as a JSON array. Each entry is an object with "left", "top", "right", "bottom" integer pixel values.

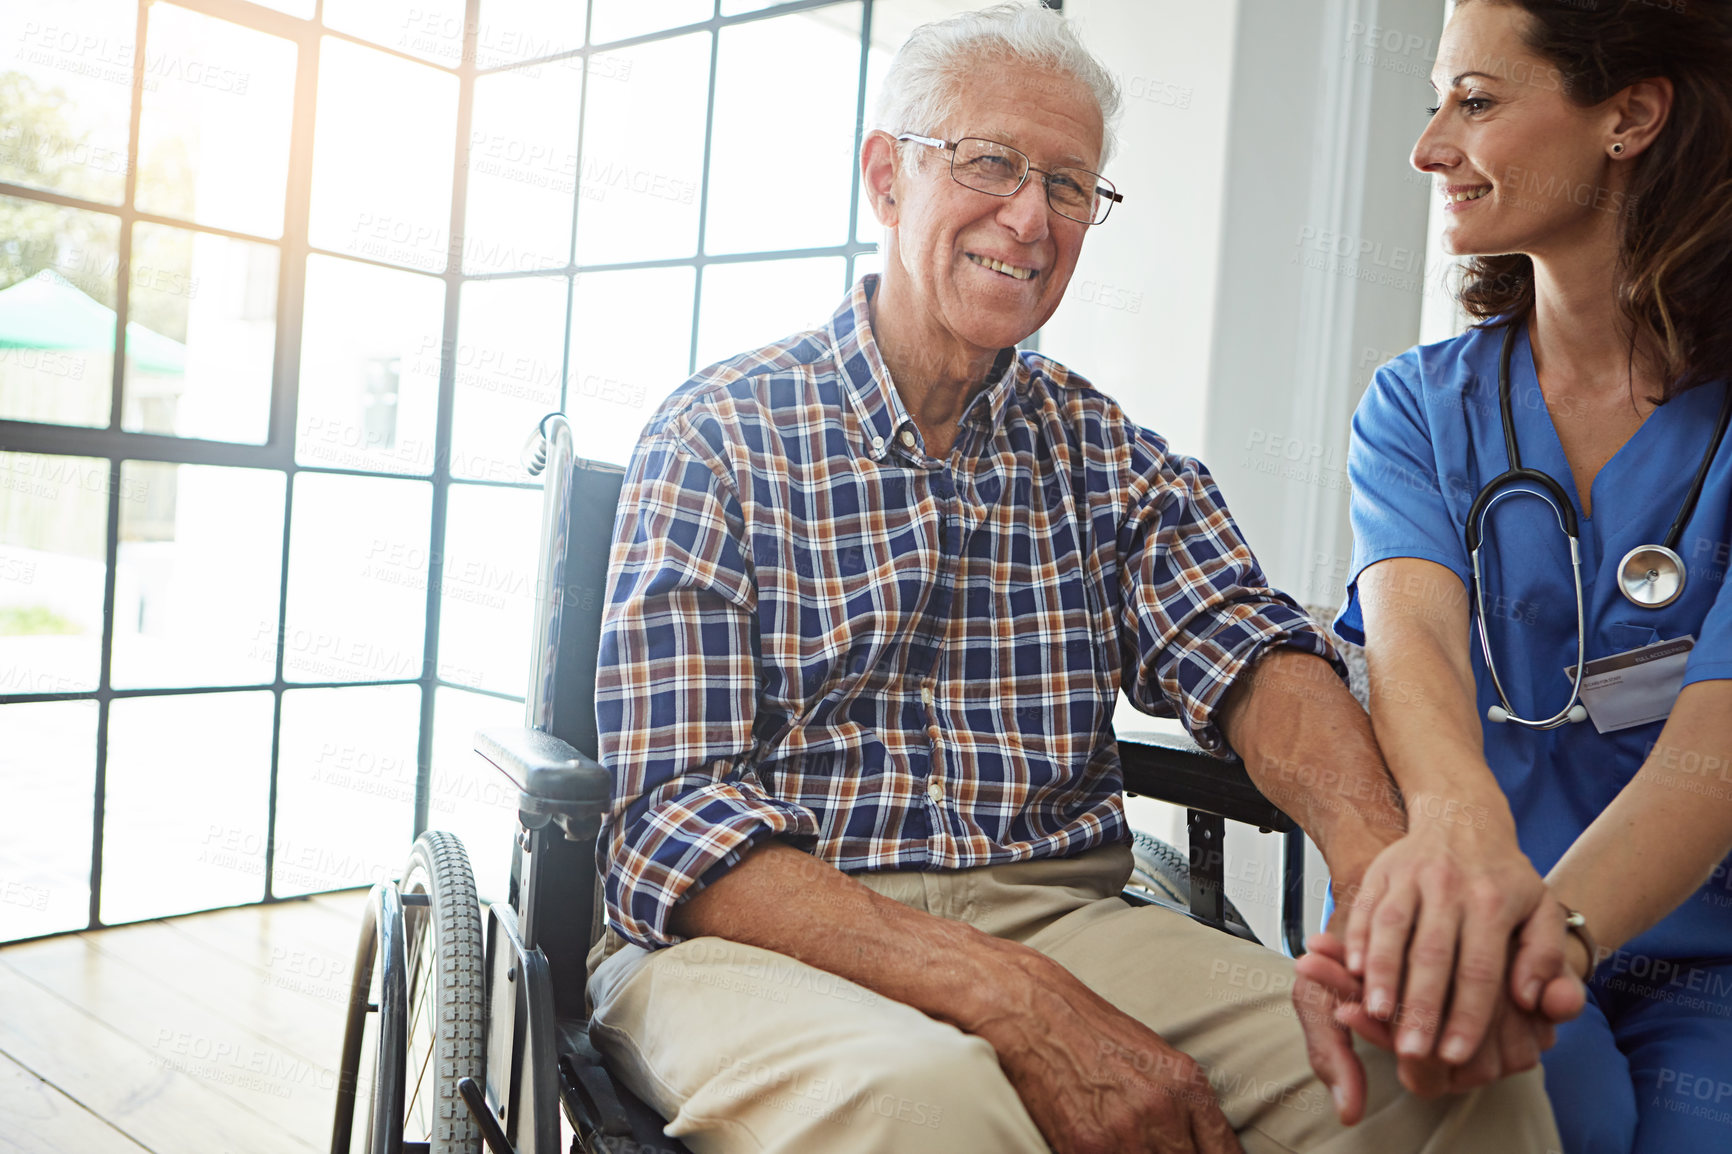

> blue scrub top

[{"left": 1335, "top": 320, "right": 1732, "bottom": 962}]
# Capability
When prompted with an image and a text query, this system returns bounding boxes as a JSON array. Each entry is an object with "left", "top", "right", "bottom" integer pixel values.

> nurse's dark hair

[{"left": 1456, "top": 0, "right": 1732, "bottom": 401}]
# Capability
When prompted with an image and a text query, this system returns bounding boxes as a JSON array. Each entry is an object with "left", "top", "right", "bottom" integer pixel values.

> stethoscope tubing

[
  {"left": 1470, "top": 519, "right": 1588, "bottom": 730},
  {"left": 1465, "top": 321, "right": 1729, "bottom": 728}
]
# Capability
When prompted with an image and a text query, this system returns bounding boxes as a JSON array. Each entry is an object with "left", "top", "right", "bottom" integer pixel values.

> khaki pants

[{"left": 587, "top": 844, "right": 1561, "bottom": 1153}]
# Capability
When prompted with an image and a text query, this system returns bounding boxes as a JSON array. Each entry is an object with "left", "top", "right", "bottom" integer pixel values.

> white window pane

[
  {"left": 589, "top": 0, "right": 711, "bottom": 44},
  {"left": 102, "top": 691, "right": 275, "bottom": 924},
  {"left": 273, "top": 685, "right": 421, "bottom": 897},
  {"left": 706, "top": 7, "right": 862, "bottom": 255},
  {"left": 0, "top": 701, "right": 96, "bottom": 941},
  {"left": 475, "top": 0, "right": 586, "bottom": 69},
  {"left": 253, "top": 0, "right": 315, "bottom": 16},
  {"left": 573, "top": 34, "right": 708, "bottom": 265},
  {"left": 0, "top": 198, "right": 120, "bottom": 428},
  {"left": 464, "top": 65, "right": 581, "bottom": 275},
  {"left": 438, "top": 484, "right": 540, "bottom": 696},
  {"left": 852, "top": 248, "right": 881, "bottom": 283},
  {"left": 283, "top": 472, "right": 432, "bottom": 683},
  {"left": 123, "top": 223, "right": 279, "bottom": 444},
  {"left": 309, "top": 37, "right": 458, "bottom": 272},
  {"left": 451, "top": 278, "right": 566, "bottom": 482},
  {"left": 297, "top": 255, "right": 444, "bottom": 475},
  {"left": 429, "top": 686, "right": 523, "bottom": 904},
  {"left": 720, "top": 0, "right": 779, "bottom": 13},
  {"left": 112, "top": 462, "right": 285, "bottom": 689},
  {"left": 0, "top": 0, "right": 136, "bottom": 204},
  {"left": 694, "top": 257, "right": 844, "bottom": 370},
  {"left": 568, "top": 266, "right": 695, "bottom": 464},
  {"left": 0, "top": 453, "right": 107, "bottom": 694},
  {"left": 323, "top": 0, "right": 466, "bottom": 68},
  {"left": 135, "top": 5, "right": 298, "bottom": 238}
]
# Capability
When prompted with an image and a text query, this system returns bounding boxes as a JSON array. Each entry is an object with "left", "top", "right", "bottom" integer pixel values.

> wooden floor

[{"left": 0, "top": 890, "right": 370, "bottom": 1154}]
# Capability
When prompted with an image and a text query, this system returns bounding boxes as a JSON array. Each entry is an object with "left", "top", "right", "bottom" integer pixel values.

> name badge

[{"left": 1565, "top": 636, "right": 1695, "bottom": 734}]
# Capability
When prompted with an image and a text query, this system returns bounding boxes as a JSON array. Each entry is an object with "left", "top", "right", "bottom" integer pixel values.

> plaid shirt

[{"left": 596, "top": 276, "right": 1334, "bottom": 949}]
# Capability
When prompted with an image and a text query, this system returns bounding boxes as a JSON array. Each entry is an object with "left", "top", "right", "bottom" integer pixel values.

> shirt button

[
  {"left": 926, "top": 724, "right": 941, "bottom": 742},
  {"left": 870, "top": 435, "right": 884, "bottom": 452},
  {"left": 920, "top": 686, "right": 934, "bottom": 707},
  {"left": 927, "top": 781, "right": 945, "bottom": 803},
  {"left": 899, "top": 428, "right": 916, "bottom": 448}
]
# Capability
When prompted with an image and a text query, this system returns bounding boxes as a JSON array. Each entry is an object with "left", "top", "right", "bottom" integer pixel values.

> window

[{"left": 0, "top": 0, "right": 982, "bottom": 941}]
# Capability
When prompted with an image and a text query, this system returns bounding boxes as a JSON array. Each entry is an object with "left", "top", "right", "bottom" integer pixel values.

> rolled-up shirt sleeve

[
  {"left": 596, "top": 415, "right": 820, "bottom": 950},
  {"left": 1115, "top": 430, "right": 1344, "bottom": 754}
]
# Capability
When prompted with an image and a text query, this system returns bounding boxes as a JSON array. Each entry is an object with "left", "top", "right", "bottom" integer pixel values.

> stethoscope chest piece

[
  {"left": 1618, "top": 544, "right": 1685, "bottom": 608},
  {"left": 1466, "top": 321, "right": 1729, "bottom": 727}
]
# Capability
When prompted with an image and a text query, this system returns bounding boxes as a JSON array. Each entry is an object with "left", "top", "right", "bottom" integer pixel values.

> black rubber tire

[
  {"left": 1127, "top": 829, "right": 1257, "bottom": 941},
  {"left": 397, "top": 831, "right": 486, "bottom": 1154}
]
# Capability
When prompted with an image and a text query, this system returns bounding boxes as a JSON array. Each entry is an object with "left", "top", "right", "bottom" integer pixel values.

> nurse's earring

[{"left": 1610, "top": 141, "right": 1626, "bottom": 156}]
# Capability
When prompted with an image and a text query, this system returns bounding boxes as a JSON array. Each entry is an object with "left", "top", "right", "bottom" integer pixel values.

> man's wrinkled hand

[
  {"left": 972, "top": 942, "right": 1245, "bottom": 1154},
  {"left": 1293, "top": 928, "right": 1369, "bottom": 1125}
]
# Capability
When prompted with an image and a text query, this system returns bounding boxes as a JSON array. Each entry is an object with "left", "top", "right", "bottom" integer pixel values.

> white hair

[{"left": 871, "top": 2, "right": 1122, "bottom": 169}]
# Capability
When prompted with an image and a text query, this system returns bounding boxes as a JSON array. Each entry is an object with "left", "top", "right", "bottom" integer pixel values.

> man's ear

[
  {"left": 1607, "top": 76, "right": 1673, "bottom": 160},
  {"left": 861, "top": 130, "right": 901, "bottom": 227}
]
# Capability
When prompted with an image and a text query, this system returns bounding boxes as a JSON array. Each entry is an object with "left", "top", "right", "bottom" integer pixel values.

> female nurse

[{"left": 1313, "top": 2, "right": 1732, "bottom": 1152}]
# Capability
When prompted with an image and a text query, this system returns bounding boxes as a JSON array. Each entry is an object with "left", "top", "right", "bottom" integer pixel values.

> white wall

[
  {"left": 1039, "top": 0, "right": 1240, "bottom": 458},
  {"left": 1057, "top": 0, "right": 1451, "bottom": 948},
  {"left": 1205, "top": 0, "right": 1446, "bottom": 609},
  {"left": 1049, "top": 0, "right": 1448, "bottom": 608}
]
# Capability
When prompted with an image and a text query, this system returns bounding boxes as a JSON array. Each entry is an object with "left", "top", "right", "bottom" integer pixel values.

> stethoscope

[{"left": 1464, "top": 322, "right": 1732, "bottom": 728}]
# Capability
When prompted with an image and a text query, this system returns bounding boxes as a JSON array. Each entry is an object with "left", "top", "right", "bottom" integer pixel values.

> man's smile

[{"left": 966, "top": 252, "right": 1037, "bottom": 281}]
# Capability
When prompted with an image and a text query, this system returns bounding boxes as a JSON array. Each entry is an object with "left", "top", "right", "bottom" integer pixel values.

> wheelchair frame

[{"left": 331, "top": 413, "right": 1309, "bottom": 1154}]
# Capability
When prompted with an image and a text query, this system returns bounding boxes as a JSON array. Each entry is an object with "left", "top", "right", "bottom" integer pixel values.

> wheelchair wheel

[
  {"left": 1127, "top": 829, "right": 1255, "bottom": 940},
  {"left": 334, "top": 831, "right": 486, "bottom": 1154}
]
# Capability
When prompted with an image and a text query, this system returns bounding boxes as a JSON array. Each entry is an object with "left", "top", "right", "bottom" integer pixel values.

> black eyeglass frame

[{"left": 894, "top": 132, "right": 1124, "bottom": 225}]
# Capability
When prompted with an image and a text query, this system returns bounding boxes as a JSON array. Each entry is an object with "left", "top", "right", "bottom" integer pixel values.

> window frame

[{"left": 0, "top": 0, "right": 887, "bottom": 941}]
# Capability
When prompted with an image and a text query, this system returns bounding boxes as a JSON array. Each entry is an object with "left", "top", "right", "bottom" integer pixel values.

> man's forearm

[
  {"left": 1218, "top": 648, "right": 1406, "bottom": 889},
  {"left": 666, "top": 839, "right": 1051, "bottom": 1035},
  {"left": 666, "top": 840, "right": 1248, "bottom": 1149}
]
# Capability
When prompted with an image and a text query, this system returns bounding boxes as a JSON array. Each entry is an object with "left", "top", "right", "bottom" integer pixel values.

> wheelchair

[{"left": 330, "top": 413, "right": 1311, "bottom": 1154}]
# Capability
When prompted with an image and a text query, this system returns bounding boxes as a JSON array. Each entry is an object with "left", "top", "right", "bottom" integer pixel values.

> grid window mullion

[{"left": 1, "top": 0, "right": 882, "bottom": 942}]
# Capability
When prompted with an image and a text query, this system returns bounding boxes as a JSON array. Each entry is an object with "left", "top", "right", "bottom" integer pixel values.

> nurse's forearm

[
  {"left": 1548, "top": 681, "right": 1732, "bottom": 968},
  {"left": 1347, "top": 560, "right": 1576, "bottom": 1061},
  {"left": 1357, "top": 559, "right": 1515, "bottom": 828}
]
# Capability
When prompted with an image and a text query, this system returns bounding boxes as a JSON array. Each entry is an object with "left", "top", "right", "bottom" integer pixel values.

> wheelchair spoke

[
  {"left": 405, "top": 950, "right": 436, "bottom": 1050},
  {"left": 410, "top": 973, "right": 439, "bottom": 1134},
  {"left": 406, "top": 1024, "right": 435, "bottom": 1135},
  {"left": 402, "top": 895, "right": 439, "bottom": 1137}
]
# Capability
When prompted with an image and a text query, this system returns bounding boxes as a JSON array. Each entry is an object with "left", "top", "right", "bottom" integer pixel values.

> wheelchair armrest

[
  {"left": 475, "top": 726, "right": 610, "bottom": 804},
  {"left": 1118, "top": 732, "right": 1295, "bottom": 833}
]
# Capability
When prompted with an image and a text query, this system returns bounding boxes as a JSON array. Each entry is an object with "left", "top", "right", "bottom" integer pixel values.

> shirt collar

[{"left": 828, "top": 274, "right": 1024, "bottom": 462}]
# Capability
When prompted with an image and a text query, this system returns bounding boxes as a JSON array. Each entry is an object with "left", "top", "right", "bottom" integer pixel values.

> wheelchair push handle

[{"left": 522, "top": 412, "right": 568, "bottom": 478}]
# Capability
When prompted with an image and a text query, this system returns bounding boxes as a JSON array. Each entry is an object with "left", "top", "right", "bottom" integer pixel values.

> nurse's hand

[
  {"left": 1338, "top": 812, "right": 1552, "bottom": 1066},
  {"left": 1299, "top": 927, "right": 1562, "bottom": 1112}
]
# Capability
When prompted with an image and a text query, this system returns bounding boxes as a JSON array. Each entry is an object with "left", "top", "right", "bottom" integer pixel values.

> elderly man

[{"left": 587, "top": 5, "right": 1562, "bottom": 1152}]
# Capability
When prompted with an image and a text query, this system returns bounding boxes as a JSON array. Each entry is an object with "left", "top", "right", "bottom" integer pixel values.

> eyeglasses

[{"left": 895, "top": 133, "right": 1123, "bottom": 226}]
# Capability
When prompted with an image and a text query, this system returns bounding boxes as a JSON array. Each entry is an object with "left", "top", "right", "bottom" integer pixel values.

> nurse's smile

[{"left": 1441, "top": 184, "right": 1493, "bottom": 212}]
